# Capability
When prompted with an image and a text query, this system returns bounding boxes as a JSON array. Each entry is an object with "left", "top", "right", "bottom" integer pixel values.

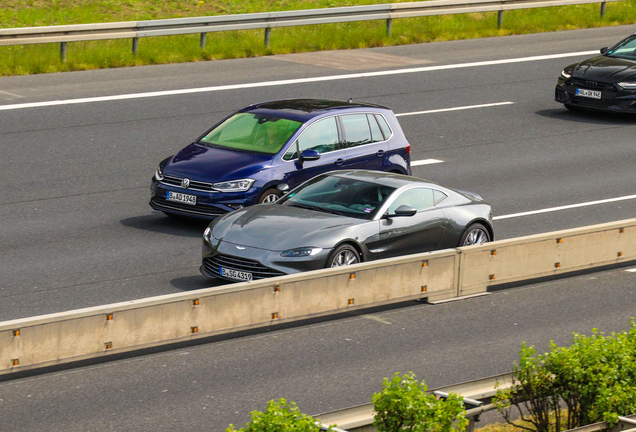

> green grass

[{"left": 0, "top": 0, "right": 635, "bottom": 76}]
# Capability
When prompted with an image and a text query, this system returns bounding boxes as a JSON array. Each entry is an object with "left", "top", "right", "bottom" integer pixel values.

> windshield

[
  {"left": 198, "top": 113, "right": 302, "bottom": 155},
  {"left": 279, "top": 175, "right": 396, "bottom": 220},
  {"left": 605, "top": 35, "right": 636, "bottom": 60}
]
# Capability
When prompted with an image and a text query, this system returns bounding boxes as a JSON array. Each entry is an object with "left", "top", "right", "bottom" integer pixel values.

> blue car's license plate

[{"left": 166, "top": 191, "right": 196, "bottom": 205}]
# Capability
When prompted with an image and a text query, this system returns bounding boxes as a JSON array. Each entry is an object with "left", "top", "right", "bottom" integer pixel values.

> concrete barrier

[
  {"left": 458, "top": 219, "right": 636, "bottom": 296},
  {"left": 1, "top": 219, "right": 635, "bottom": 375},
  {"left": 0, "top": 249, "right": 459, "bottom": 374}
]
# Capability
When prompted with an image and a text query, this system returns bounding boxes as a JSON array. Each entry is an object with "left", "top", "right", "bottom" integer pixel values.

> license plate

[
  {"left": 575, "top": 88, "right": 602, "bottom": 99},
  {"left": 220, "top": 267, "right": 253, "bottom": 281},
  {"left": 166, "top": 191, "right": 196, "bottom": 205}
]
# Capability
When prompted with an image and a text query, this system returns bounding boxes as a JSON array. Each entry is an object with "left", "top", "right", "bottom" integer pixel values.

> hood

[
  {"left": 211, "top": 204, "right": 363, "bottom": 251},
  {"left": 164, "top": 143, "right": 274, "bottom": 182},
  {"left": 570, "top": 55, "right": 636, "bottom": 82}
]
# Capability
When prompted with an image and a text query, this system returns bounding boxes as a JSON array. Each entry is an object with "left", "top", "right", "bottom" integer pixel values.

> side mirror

[
  {"left": 277, "top": 183, "right": 290, "bottom": 194},
  {"left": 600, "top": 47, "right": 609, "bottom": 55},
  {"left": 383, "top": 205, "right": 417, "bottom": 219},
  {"left": 298, "top": 149, "right": 321, "bottom": 165}
]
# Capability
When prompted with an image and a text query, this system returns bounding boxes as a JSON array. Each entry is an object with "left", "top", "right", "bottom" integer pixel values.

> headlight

[
  {"left": 154, "top": 163, "right": 164, "bottom": 181},
  {"left": 280, "top": 247, "right": 323, "bottom": 258},
  {"left": 618, "top": 82, "right": 636, "bottom": 89},
  {"left": 212, "top": 179, "right": 255, "bottom": 192},
  {"left": 203, "top": 226, "right": 213, "bottom": 242},
  {"left": 560, "top": 70, "right": 572, "bottom": 79}
]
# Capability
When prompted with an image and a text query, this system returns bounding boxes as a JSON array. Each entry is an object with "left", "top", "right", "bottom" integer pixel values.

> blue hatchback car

[{"left": 150, "top": 99, "right": 412, "bottom": 219}]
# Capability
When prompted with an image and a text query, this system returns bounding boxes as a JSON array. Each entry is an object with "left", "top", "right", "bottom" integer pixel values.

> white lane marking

[
  {"left": 412, "top": 159, "right": 444, "bottom": 166},
  {"left": 626, "top": 268, "right": 636, "bottom": 273},
  {"left": 494, "top": 194, "right": 636, "bottom": 220},
  {"left": 396, "top": 102, "right": 514, "bottom": 117},
  {"left": 0, "top": 90, "right": 24, "bottom": 98},
  {"left": 0, "top": 50, "right": 597, "bottom": 111},
  {"left": 362, "top": 315, "right": 392, "bottom": 324}
]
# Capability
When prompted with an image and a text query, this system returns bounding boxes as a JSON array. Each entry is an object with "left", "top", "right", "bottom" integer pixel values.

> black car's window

[
  {"left": 388, "top": 188, "right": 435, "bottom": 214},
  {"left": 606, "top": 35, "right": 636, "bottom": 60},
  {"left": 433, "top": 190, "right": 448, "bottom": 205},
  {"left": 199, "top": 113, "right": 302, "bottom": 155},
  {"left": 280, "top": 175, "right": 396, "bottom": 220},
  {"left": 374, "top": 114, "right": 392, "bottom": 140},
  {"left": 341, "top": 114, "right": 373, "bottom": 148},
  {"left": 294, "top": 117, "right": 340, "bottom": 157}
]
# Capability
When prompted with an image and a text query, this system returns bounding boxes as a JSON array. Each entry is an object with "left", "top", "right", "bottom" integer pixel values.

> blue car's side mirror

[{"left": 298, "top": 149, "right": 321, "bottom": 165}]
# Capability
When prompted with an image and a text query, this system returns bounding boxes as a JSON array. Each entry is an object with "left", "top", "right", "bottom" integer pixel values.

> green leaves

[
  {"left": 372, "top": 372, "right": 468, "bottom": 432},
  {"left": 226, "top": 399, "right": 331, "bottom": 432}
]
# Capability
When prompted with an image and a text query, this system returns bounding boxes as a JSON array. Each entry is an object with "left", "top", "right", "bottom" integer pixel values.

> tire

[
  {"left": 326, "top": 244, "right": 360, "bottom": 268},
  {"left": 258, "top": 188, "right": 282, "bottom": 204},
  {"left": 458, "top": 223, "right": 491, "bottom": 247}
]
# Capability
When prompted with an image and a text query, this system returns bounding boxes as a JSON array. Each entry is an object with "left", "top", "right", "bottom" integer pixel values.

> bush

[
  {"left": 372, "top": 372, "right": 468, "bottom": 432},
  {"left": 226, "top": 398, "right": 332, "bottom": 432}
]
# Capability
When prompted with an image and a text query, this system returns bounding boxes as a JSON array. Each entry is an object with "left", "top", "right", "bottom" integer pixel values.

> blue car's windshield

[
  {"left": 280, "top": 175, "right": 396, "bottom": 220},
  {"left": 605, "top": 35, "right": 636, "bottom": 60},
  {"left": 199, "top": 113, "right": 302, "bottom": 155}
]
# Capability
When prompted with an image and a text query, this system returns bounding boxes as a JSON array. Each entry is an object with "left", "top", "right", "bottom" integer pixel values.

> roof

[
  {"left": 326, "top": 170, "right": 435, "bottom": 189},
  {"left": 241, "top": 98, "right": 390, "bottom": 122}
]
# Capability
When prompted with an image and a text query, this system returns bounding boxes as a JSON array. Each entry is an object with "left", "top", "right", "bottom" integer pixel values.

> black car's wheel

[
  {"left": 459, "top": 223, "right": 491, "bottom": 247},
  {"left": 327, "top": 244, "right": 360, "bottom": 268},
  {"left": 258, "top": 188, "right": 282, "bottom": 204}
]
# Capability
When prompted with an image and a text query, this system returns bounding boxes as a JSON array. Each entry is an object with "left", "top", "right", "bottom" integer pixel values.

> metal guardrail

[
  {"left": 314, "top": 372, "right": 514, "bottom": 431},
  {"left": 0, "top": 0, "right": 623, "bottom": 61}
]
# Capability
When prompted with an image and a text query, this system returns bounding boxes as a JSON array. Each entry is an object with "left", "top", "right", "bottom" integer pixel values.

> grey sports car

[{"left": 200, "top": 170, "right": 493, "bottom": 282}]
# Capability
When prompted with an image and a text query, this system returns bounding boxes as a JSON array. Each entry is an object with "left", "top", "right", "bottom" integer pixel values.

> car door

[
  {"left": 370, "top": 187, "right": 447, "bottom": 259},
  {"left": 281, "top": 116, "right": 346, "bottom": 188},
  {"left": 339, "top": 113, "right": 388, "bottom": 171}
]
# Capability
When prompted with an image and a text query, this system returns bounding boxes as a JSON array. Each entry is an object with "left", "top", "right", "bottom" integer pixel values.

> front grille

[
  {"left": 160, "top": 175, "right": 217, "bottom": 192},
  {"left": 150, "top": 196, "right": 228, "bottom": 218},
  {"left": 203, "top": 254, "right": 286, "bottom": 280},
  {"left": 566, "top": 80, "right": 618, "bottom": 108}
]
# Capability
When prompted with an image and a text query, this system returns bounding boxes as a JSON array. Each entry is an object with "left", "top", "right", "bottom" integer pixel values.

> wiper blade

[{"left": 289, "top": 202, "right": 343, "bottom": 215}]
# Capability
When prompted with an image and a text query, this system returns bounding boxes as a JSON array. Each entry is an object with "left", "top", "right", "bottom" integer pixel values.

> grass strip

[{"left": 0, "top": 0, "right": 635, "bottom": 76}]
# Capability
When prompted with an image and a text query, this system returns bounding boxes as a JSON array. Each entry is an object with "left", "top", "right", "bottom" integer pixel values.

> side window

[
  {"left": 283, "top": 141, "right": 299, "bottom": 161},
  {"left": 297, "top": 117, "right": 340, "bottom": 155},
  {"left": 368, "top": 114, "right": 384, "bottom": 142},
  {"left": 341, "top": 114, "right": 372, "bottom": 148},
  {"left": 433, "top": 190, "right": 447, "bottom": 205},
  {"left": 374, "top": 114, "right": 392, "bottom": 140},
  {"left": 389, "top": 188, "right": 435, "bottom": 214}
]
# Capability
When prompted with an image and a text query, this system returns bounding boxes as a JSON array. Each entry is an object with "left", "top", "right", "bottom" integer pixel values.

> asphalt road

[{"left": 0, "top": 24, "right": 636, "bottom": 431}]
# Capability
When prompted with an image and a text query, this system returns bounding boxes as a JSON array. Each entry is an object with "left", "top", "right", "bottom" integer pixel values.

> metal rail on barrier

[{"left": 0, "top": 0, "right": 623, "bottom": 61}]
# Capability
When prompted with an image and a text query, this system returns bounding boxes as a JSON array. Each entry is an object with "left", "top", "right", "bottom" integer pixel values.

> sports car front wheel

[
  {"left": 327, "top": 244, "right": 360, "bottom": 268},
  {"left": 459, "top": 223, "right": 490, "bottom": 247}
]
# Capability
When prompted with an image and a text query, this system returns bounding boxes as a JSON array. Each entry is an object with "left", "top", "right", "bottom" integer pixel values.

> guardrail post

[
  {"left": 132, "top": 37, "right": 139, "bottom": 56},
  {"left": 600, "top": 0, "right": 606, "bottom": 17},
  {"left": 200, "top": 33, "right": 207, "bottom": 49},
  {"left": 264, "top": 27, "right": 271, "bottom": 48},
  {"left": 386, "top": 18, "right": 393, "bottom": 37},
  {"left": 60, "top": 42, "right": 67, "bottom": 63},
  {"left": 497, "top": 10, "right": 504, "bottom": 29}
]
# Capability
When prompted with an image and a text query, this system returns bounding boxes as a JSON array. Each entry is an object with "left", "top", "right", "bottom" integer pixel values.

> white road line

[
  {"left": 0, "top": 50, "right": 597, "bottom": 111},
  {"left": 396, "top": 102, "right": 514, "bottom": 117},
  {"left": 0, "top": 89, "right": 24, "bottom": 98},
  {"left": 412, "top": 159, "right": 444, "bottom": 166},
  {"left": 626, "top": 268, "right": 636, "bottom": 273},
  {"left": 494, "top": 194, "right": 636, "bottom": 220}
]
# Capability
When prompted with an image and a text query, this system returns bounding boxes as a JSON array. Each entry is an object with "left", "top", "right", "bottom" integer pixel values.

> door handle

[
  {"left": 376, "top": 150, "right": 385, "bottom": 157},
  {"left": 335, "top": 158, "right": 344, "bottom": 166}
]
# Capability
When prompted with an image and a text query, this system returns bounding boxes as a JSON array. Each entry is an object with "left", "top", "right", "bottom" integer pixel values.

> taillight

[{"left": 406, "top": 143, "right": 411, "bottom": 154}]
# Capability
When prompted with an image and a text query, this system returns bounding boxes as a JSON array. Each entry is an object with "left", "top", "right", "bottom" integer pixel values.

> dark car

[
  {"left": 150, "top": 99, "right": 411, "bottom": 219},
  {"left": 555, "top": 33, "right": 636, "bottom": 112},
  {"left": 200, "top": 170, "right": 493, "bottom": 282}
]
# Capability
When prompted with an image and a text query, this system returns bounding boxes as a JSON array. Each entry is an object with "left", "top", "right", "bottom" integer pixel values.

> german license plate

[
  {"left": 166, "top": 191, "right": 196, "bottom": 205},
  {"left": 220, "top": 267, "right": 253, "bottom": 281},
  {"left": 575, "top": 88, "right": 602, "bottom": 99}
]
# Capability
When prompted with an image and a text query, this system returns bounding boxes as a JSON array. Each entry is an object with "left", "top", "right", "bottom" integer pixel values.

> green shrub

[
  {"left": 372, "top": 372, "right": 468, "bottom": 432},
  {"left": 226, "top": 398, "right": 332, "bottom": 432}
]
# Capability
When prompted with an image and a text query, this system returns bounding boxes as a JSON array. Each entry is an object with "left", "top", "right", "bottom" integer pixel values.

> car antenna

[{"left": 348, "top": 98, "right": 353, "bottom": 103}]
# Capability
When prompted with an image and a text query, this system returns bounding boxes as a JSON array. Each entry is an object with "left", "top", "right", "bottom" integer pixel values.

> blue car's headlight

[
  {"left": 154, "top": 163, "right": 164, "bottom": 181},
  {"left": 280, "top": 247, "right": 323, "bottom": 258},
  {"left": 213, "top": 179, "right": 255, "bottom": 192}
]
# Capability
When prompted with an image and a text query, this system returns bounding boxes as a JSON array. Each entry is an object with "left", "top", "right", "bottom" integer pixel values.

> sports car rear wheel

[
  {"left": 459, "top": 223, "right": 490, "bottom": 247},
  {"left": 327, "top": 244, "right": 360, "bottom": 268}
]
